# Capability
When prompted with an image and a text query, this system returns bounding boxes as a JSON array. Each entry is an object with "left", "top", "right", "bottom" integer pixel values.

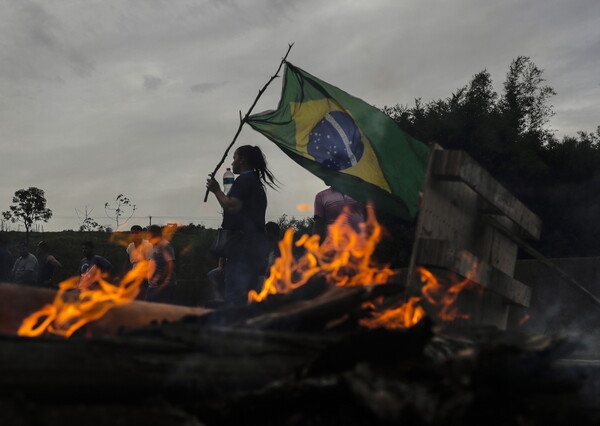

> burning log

[
  {"left": 2, "top": 268, "right": 600, "bottom": 426},
  {"left": 244, "top": 278, "right": 405, "bottom": 332},
  {"left": 0, "top": 283, "right": 210, "bottom": 337}
]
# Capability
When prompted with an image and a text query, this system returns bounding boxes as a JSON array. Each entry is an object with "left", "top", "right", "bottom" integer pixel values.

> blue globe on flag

[{"left": 307, "top": 110, "right": 365, "bottom": 171}]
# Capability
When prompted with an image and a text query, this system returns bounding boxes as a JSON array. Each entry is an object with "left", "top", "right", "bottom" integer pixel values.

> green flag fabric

[{"left": 247, "top": 62, "right": 430, "bottom": 220}]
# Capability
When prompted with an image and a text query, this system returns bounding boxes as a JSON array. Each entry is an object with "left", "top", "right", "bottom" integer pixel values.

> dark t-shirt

[
  {"left": 79, "top": 255, "right": 112, "bottom": 276},
  {"left": 221, "top": 171, "right": 266, "bottom": 234},
  {"left": 37, "top": 254, "right": 61, "bottom": 286},
  {"left": 149, "top": 239, "right": 177, "bottom": 288}
]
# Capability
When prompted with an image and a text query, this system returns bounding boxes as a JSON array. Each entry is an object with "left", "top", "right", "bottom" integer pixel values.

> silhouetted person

[
  {"left": 79, "top": 241, "right": 112, "bottom": 284},
  {"left": 126, "top": 225, "right": 153, "bottom": 270},
  {"left": 0, "top": 233, "right": 14, "bottom": 283},
  {"left": 11, "top": 242, "right": 38, "bottom": 286},
  {"left": 264, "top": 221, "right": 281, "bottom": 275},
  {"left": 36, "top": 241, "right": 62, "bottom": 288},
  {"left": 313, "top": 186, "right": 366, "bottom": 240},
  {"left": 146, "top": 225, "right": 177, "bottom": 304},
  {"left": 125, "top": 225, "right": 153, "bottom": 299},
  {"left": 206, "top": 145, "right": 276, "bottom": 305},
  {"left": 206, "top": 257, "right": 225, "bottom": 306}
]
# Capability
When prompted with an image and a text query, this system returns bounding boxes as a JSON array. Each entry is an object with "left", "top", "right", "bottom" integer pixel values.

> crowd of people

[
  {"left": 0, "top": 224, "right": 178, "bottom": 304},
  {"left": 0, "top": 237, "right": 62, "bottom": 288},
  {"left": 1, "top": 144, "right": 365, "bottom": 308}
]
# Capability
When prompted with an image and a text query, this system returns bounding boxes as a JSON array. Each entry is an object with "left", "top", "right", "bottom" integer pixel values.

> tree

[
  {"left": 276, "top": 214, "right": 314, "bottom": 236},
  {"left": 105, "top": 194, "right": 136, "bottom": 230},
  {"left": 2, "top": 187, "right": 53, "bottom": 241},
  {"left": 499, "top": 56, "right": 556, "bottom": 145},
  {"left": 76, "top": 206, "right": 109, "bottom": 232},
  {"left": 79, "top": 217, "right": 110, "bottom": 233}
]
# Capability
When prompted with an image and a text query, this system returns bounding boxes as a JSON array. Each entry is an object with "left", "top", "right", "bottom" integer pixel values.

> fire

[
  {"left": 18, "top": 261, "right": 151, "bottom": 337},
  {"left": 296, "top": 203, "right": 312, "bottom": 212},
  {"left": 19, "top": 224, "right": 183, "bottom": 338},
  {"left": 359, "top": 266, "right": 483, "bottom": 329},
  {"left": 248, "top": 205, "right": 394, "bottom": 303},
  {"left": 360, "top": 296, "right": 425, "bottom": 329}
]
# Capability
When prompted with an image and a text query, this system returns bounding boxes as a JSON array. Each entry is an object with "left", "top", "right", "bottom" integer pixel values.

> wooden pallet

[{"left": 406, "top": 148, "right": 542, "bottom": 330}]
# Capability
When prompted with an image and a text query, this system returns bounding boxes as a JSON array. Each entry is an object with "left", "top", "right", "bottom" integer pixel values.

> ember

[
  {"left": 360, "top": 266, "right": 482, "bottom": 329},
  {"left": 360, "top": 296, "right": 425, "bottom": 329}
]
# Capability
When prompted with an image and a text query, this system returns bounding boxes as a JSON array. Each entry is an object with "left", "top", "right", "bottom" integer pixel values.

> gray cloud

[
  {"left": 190, "top": 82, "right": 225, "bottom": 94},
  {"left": 0, "top": 1, "right": 95, "bottom": 83},
  {"left": 1, "top": 0, "right": 599, "bottom": 232},
  {"left": 143, "top": 75, "right": 164, "bottom": 91}
]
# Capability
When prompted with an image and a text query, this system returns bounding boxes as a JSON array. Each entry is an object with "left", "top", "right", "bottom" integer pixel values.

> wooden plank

[
  {"left": 417, "top": 179, "right": 478, "bottom": 250},
  {"left": 413, "top": 238, "right": 531, "bottom": 307},
  {"left": 431, "top": 150, "right": 542, "bottom": 239},
  {"left": 479, "top": 291, "right": 509, "bottom": 330},
  {"left": 475, "top": 214, "right": 519, "bottom": 276}
]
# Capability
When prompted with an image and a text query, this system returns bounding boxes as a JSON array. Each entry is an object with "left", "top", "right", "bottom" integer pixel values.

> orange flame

[
  {"left": 360, "top": 297, "right": 426, "bottom": 329},
  {"left": 18, "top": 261, "right": 151, "bottom": 337},
  {"left": 359, "top": 266, "right": 482, "bottom": 329},
  {"left": 19, "top": 225, "right": 183, "bottom": 338},
  {"left": 296, "top": 203, "right": 312, "bottom": 212},
  {"left": 248, "top": 205, "right": 394, "bottom": 303}
]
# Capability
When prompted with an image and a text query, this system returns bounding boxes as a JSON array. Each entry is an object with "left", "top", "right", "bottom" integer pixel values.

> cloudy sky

[{"left": 1, "top": 0, "right": 599, "bottom": 232}]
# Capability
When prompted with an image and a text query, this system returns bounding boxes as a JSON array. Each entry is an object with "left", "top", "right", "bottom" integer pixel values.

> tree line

[{"left": 383, "top": 56, "right": 600, "bottom": 257}]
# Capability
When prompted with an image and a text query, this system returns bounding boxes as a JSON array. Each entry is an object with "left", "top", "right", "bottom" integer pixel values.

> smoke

[{"left": 515, "top": 257, "right": 600, "bottom": 359}]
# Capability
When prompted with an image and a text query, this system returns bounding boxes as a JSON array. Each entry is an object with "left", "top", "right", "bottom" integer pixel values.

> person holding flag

[
  {"left": 204, "top": 52, "right": 428, "bottom": 303},
  {"left": 206, "top": 145, "right": 277, "bottom": 305}
]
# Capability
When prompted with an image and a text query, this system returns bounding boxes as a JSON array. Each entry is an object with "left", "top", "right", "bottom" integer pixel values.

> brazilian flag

[{"left": 247, "top": 62, "right": 429, "bottom": 220}]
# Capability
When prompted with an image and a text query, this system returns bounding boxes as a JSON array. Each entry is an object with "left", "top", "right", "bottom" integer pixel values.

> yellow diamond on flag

[{"left": 290, "top": 99, "right": 392, "bottom": 193}]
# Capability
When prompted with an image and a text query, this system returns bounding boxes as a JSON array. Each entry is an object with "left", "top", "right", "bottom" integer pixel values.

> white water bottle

[{"left": 223, "top": 168, "right": 234, "bottom": 194}]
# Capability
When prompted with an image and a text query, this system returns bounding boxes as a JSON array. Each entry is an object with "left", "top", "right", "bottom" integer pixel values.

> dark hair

[
  {"left": 37, "top": 241, "right": 49, "bottom": 251},
  {"left": 130, "top": 225, "right": 143, "bottom": 232},
  {"left": 148, "top": 224, "right": 162, "bottom": 237},
  {"left": 236, "top": 145, "right": 278, "bottom": 189},
  {"left": 265, "top": 221, "right": 280, "bottom": 235},
  {"left": 82, "top": 241, "right": 94, "bottom": 249}
]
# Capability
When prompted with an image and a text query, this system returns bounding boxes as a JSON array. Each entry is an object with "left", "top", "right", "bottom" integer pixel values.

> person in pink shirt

[{"left": 313, "top": 186, "right": 366, "bottom": 240}]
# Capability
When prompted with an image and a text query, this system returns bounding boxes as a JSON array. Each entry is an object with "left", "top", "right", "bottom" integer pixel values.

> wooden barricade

[{"left": 406, "top": 148, "right": 543, "bottom": 330}]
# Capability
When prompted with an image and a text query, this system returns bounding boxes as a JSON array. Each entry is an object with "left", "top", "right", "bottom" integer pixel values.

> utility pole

[{"left": 149, "top": 216, "right": 152, "bottom": 227}]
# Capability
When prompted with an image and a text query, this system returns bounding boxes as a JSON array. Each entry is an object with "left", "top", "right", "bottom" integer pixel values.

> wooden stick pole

[{"left": 203, "top": 43, "right": 294, "bottom": 202}]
